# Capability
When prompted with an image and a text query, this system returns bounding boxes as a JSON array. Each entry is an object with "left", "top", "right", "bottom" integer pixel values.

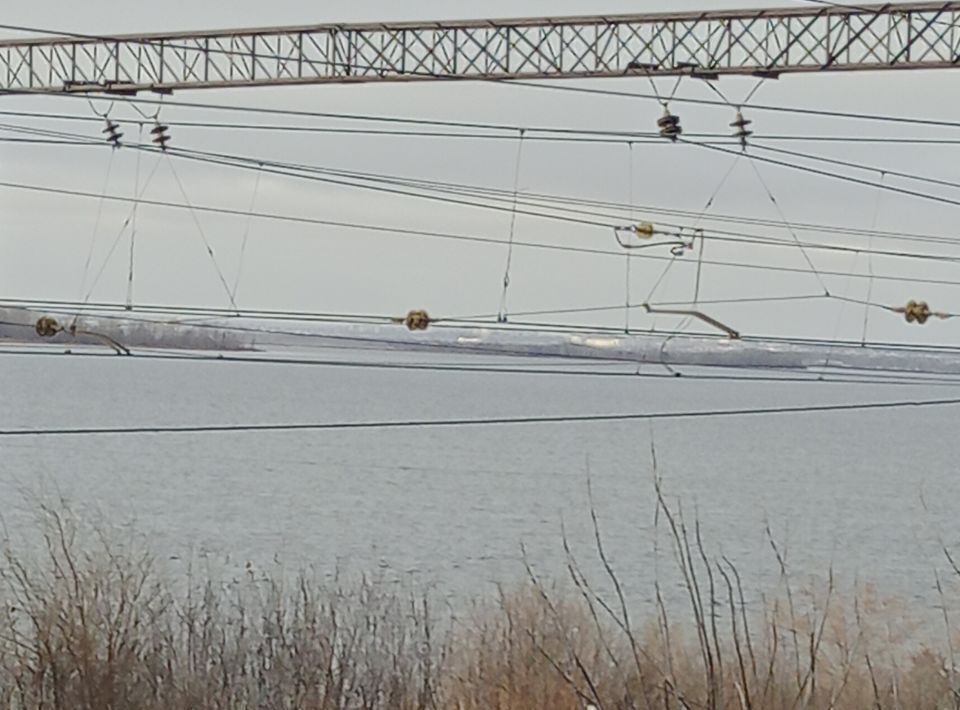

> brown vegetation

[{"left": 0, "top": 492, "right": 956, "bottom": 709}]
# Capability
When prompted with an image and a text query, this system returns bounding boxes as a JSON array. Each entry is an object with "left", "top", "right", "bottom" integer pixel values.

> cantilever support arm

[
  {"left": 643, "top": 304, "right": 740, "bottom": 339},
  {"left": 72, "top": 329, "right": 132, "bottom": 355}
]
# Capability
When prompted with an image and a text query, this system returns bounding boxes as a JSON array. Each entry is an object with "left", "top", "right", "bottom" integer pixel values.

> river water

[{"left": 2, "top": 345, "right": 959, "bottom": 618}]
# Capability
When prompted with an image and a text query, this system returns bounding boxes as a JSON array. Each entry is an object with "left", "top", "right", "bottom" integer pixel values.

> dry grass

[{"left": 0, "top": 496, "right": 957, "bottom": 710}]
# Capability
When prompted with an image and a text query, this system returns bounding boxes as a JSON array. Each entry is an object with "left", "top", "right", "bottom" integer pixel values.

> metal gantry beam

[{"left": 2, "top": 3, "right": 960, "bottom": 94}]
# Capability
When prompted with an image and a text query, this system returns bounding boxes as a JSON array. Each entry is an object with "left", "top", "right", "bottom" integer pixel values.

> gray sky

[{"left": 3, "top": 0, "right": 960, "bottom": 345}]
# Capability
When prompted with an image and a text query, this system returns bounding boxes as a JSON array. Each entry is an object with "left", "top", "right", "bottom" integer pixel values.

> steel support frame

[{"left": 1, "top": 2, "right": 960, "bottom": 94}]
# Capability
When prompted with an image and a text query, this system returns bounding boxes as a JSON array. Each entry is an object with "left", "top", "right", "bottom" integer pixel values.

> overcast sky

[{"left": 3, "top": 0, "right": 960, "bottom": 345}]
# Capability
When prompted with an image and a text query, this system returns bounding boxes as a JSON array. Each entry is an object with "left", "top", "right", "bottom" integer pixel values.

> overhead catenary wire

[
  {"left": 11, "top": 71, "right": 960, "bottom": 136},
  {"left": 0, "top": 293, "right": 857, "bottom": 359},
  {"left": 232, "top": 162, "right": 263, "bottom": 306},
  {"left": 15, "top": 106, "right": 960, "bottom": 147},
  {"left": 16, "top": 147, "right": 954, "bottom": 284},
  {"left": 125, "top": 140, "right": 960, "bottom": 268},
  {"left": 8, "top": 302, "right": 960, "bottom": 368},
  {"left": 498, "top": 128, "right": 526, "bottom": 322},
  {"left": 745, "top": 157, "right": 831, "bottom": 295},
  {"left": 80, "top": 155, "right": 165, "bottom": 306},
  {"left": 0, "top": 293, "right": 832, "bottom": 325},
  {"left": 17, "top": 124, "right": 960, "bottom": 263},
  {"left": 0, "top": 108, "right": 662, "bottom": 141},
  {"left": 625, "top": 142, "right": 635, "bottom": 333},
  {"left": 7, "top": 32, "right": 960, "bottom": 222},
  {"left": 641, "top": 153, "right": 739, "bottom": 307},
  {"left": 678, "top": 136, "right": 960, "bottom": 216},
  {"left": 832, "top": 294, "right": 958, "bottom": 322},
  {"left": 751, "top": 143, "right": 960, "bottom": 194},
  {"left": 691, "top": 155, "right": 743, "bottom": 306},
  {"left": 0, "top": 304, "right": 749, "bottom": 349},
  {"left": 0, "top": 122, "right": 872, "bottom": 256},
  {"left": 126, "top": 121, "right": 144, "bottom": 311},
  {"left": 671, "top": 84, "right": 768, "bottom": 310},
  {"left": 453, "top": 293, "right": 833, "bottom": 321},
  {"left": 5, "top": 174, "right": 960, "bottom": 290},
  {"left": 163, "top": 156, "right": 240, "bottom": 312},
  {"left": 4, "top": 397, "right": 960, "bottom": 438},
  {"left": 823, "top": 168, "right": 886, "bottom": 365},
  {"left": 0, "top": 136, "right": 115, "bottom": 145},
  {"left": 114, "top": 136, "right": 626, "bottom": 231},
  {"left": 863, "top": 171, "right": 885, "bottom": 346},
  {"left": 0, "top": 174, "right": 629, "bottom": 258},
  {"left": 4, "top": 344, "right": 960, "bottom": 388},
  {"left": 9, "top": 117, "right": 960, "bottom": 254},
  {"left": 10, "top": 116, "right": 960, "bottom": 252},
  {"left": 4, "top": 288, "right": 953, "bottom": 352},
  {"left": 167, "top": 142, "right": 960, "bottom": 248},
  {"left": 5, "top": 117, "right": 960, "bottom": 342},
  {"left": 76, "top": 149, "right": 116, "bottom": 310},
  {"left": 5, "top": 33, "right": 960, "bottom": 376},
  {"left": 506, "top": 80, "right": 960, "bottom": 133}
]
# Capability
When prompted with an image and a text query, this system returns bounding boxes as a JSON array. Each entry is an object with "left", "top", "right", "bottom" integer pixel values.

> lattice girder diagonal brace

[{"left": 1, "top": 2, "right": 960, "bottom": 94}]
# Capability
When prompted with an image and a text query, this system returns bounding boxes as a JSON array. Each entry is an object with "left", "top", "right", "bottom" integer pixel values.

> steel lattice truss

[{"left": 2, "top": 2, "right": 960, "bottom": 94}]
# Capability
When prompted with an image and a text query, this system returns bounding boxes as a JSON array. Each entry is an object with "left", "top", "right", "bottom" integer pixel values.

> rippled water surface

[{"left": 2, "top": 347, "right": 959, "bottom": 614}]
